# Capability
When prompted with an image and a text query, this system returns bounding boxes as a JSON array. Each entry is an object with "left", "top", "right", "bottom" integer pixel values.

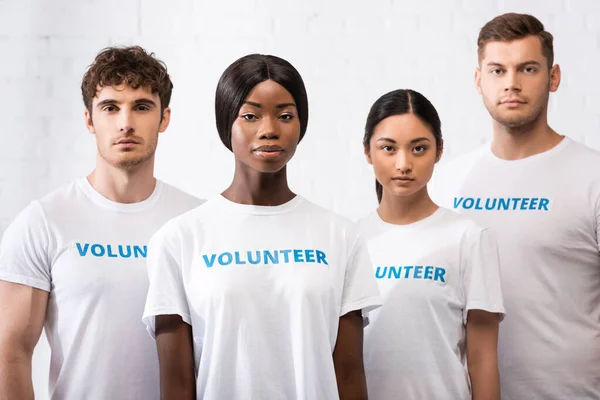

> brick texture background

[{"left": 0, "top": 0, "right": 598, "bottom": 397}]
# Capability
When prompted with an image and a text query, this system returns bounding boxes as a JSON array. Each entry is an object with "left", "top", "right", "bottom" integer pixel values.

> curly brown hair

[
  {"left": 478, "top": 13, "right": 554, "bottom": 68},
  {"left": 81, "top": 46, "right": 173, "bottom": 116}
]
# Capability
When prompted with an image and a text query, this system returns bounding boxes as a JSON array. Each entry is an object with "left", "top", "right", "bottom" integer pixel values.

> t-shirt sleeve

[
  {"left": 142, "top": 227, "right": 191, "bottom": 339},
  {"left": 340, "top": 230, "right": 382, "bottom": 318},
  {"left": 461, "top": 227, "right": 506, "bottom": 324},
  {"left": 0, "top": 202, "right": 52, "bottom": 292}
]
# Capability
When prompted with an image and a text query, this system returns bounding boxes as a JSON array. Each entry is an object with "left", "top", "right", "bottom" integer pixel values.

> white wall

[{"left": 1, "top": 0, "right": 599, "bottom": 398}]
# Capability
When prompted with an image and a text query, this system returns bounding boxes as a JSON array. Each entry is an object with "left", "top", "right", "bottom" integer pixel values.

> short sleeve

[
  {"left": 340, "top": 230, "right": 382, "bottom": 318},
  {"left": 461, "top": 227, "right": 506, "bottom": 324},
  {"left": 0, "top": 202, "right": 52, "bottom": 292},
  {"left": 142, "top": 227, "right": 191, "bottom": 339}
]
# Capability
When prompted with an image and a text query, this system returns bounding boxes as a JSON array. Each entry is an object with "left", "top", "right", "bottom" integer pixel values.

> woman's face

[
  {"left": 230, "top": 79, "right": 301, "bottom": 174},
  {"left": 366, "top": 113, "right": 441, "bottom": 199}
]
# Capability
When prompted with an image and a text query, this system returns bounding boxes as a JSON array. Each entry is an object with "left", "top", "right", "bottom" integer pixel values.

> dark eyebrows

[
  {"left": 375, "top": 137, "right": 431, "bottom": 144},
  {"left": 410, "top": 137, "right": 431, "bottom": 144},
  {"left": 517, "top": 60, "right": 541, "bottom": 68},
  {"left": 95, "top": 98, "right": 157, "bottom": 108},
  {"left": 242, "top": 101, "right": 297, "bottom": 109},
  {"left": 485, "top": 60, "right": 542, "bottom": 68},
  {"left": 133, "top": 98, "right": 157, "bottom": 107},
  {"left": 276, "top": 103, "right": 296, "bottom": 109}
]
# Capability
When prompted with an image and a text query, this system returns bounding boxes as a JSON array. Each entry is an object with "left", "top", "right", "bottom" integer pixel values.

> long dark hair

[
  {"left": 215, "top": 54, "right": 309, "bottom": 151},
  {"left": 363, "top": 89, "right": 442, "bottom": 203}
]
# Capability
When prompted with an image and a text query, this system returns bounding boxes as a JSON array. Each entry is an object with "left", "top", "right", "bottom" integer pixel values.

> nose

[
  {"left": 504, "top": 70, "right": 522, "bottom": 93},
  {"left": 118, "top": 110, "right": 134, "bottom": 134},
  {"left": 258, "top": 116, "right": 279, "bottom": 140},
  {"left": 395, "top": 150, "right": 412, "bottom": 173}
]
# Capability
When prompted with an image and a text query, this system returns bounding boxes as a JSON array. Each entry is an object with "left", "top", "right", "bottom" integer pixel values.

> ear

[
  {"left": 363, "top": 143, "right": 373, "bottom": 165},
  {"left": 474, "top": 67, "right": 482, "bottom": 95},
  {"left": 435, "top": 139, "right": 444, "bottom": 163},
  {"left": 159, "top": 107, "right": 171, "bottom": 132},
  {"left": 549, "top": 64, "right": 561, "bottom": 93},
  {"left": 85, "top": 108, "right": 96, "bottom": 134}
]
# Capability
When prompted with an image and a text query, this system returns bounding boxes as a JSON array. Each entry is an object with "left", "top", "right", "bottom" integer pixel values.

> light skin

[
  {"left": 157, "top": 79, "right": 368, "bottom": 400},
  {"left": 85, "top": 83, "right": 171, "bottom": 203},
  {"left": 365, "top": 113, "right": 501, "bottom": 400},
  {"left": 365, "top": 113, "right": 441, "bottom": 225},
  {"left": 0, "top": 83, "right": 169, "bottom": 400},
  {"left": 475, "top": 35, "right": 562, "bottom": 160}
]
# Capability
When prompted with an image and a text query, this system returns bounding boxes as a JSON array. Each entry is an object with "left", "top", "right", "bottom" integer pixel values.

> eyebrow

[
  {"left": 486, "top": 60, "right": 541, "bottom": 68},
  {"left": 96, "top": 98, "right": 157, "bottom": 108},
  {"left": 375, "top": 137, "right": 431, "bottom": 144},
  {"left": 243, "top": 101, "right": 297, "bottom": 109}
]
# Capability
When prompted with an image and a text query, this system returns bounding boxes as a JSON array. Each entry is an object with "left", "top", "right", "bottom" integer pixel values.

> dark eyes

[
  {"left": 242, "top": 114, "right": 258, "bottom": 121},
  {"left": 491, "top": 67, "right": 537, "bottom": 75},
  {"left": 101, "top": 105, "right": 151, "bottom": 112},
  {"left": 241, "top": 113, "right": 295, "bottom": 121}
]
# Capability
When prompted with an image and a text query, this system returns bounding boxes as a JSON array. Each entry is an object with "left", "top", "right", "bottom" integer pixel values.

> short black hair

[
  {"left": 363, "top": 89, "right": 442, "bottom": 203},
  {"left": 215, "top": 54, "right": 309, "bottom": 151}
]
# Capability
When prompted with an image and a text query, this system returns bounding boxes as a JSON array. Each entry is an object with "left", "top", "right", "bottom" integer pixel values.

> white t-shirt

[
  {"left": 358, "top": 207, "right": 505, "bottom": 400},
  {"left": 0, "top": 178, "right": 202, "bottom": 400},
  {"left": 431, "top": 137, "right": 600, "bottom": 400},
  {"left": 142, "top": 194, "right": 382, "bottom": 400}
]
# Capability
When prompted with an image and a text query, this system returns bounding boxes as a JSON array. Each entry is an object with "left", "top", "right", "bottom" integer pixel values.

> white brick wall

[{"left": 1, "top": 0, "right": 598, "bottom": 397}]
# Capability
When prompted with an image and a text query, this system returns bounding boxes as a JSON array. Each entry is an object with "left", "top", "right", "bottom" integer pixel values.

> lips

[
  {"left": 500, "top": 98, "right": 526, "bottom": 105},
  {"left": 392, "top": 176, "right": 414, "bottom": 181},
  {"left": 253, "top": 145, "right": 283, "bottom": 153},
  {"left": 115, "top": 138, "right": 140, "bottom": 145}
]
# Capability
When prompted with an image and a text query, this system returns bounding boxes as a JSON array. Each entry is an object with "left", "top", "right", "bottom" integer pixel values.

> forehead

[
  {"left": 93, "top": 83, "right": 158, "bottom": 103},
  {"left": 244, "top": 80, "right": 295, "bottom": 104},
  {"left": 373, "top": 114, "right": 434, "bottom": 140},
  {"left": 481, "top": 35, "right": 547, "bottom": 65}
]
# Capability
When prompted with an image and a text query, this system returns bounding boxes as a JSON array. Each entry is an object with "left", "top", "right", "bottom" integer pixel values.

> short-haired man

[
  {"left": 432, "top": 13, "right": 600, "bottom": 399},
  {"left": 0, "top": 46, "right": 203, "bottom": 400}
]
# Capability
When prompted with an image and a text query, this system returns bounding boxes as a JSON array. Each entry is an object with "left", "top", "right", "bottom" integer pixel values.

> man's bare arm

[{"left": 0, "top": 281, "right": 48, "bottom": 400}]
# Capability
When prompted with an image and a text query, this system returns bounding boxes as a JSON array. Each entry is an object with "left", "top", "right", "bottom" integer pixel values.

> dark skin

[{"left": 155, "top": 79, "right": 367, "bottom": 399}]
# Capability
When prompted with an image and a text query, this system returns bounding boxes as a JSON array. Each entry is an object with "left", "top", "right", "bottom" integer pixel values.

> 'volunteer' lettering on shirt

[
  {"left": 202, "top": 249, "right": 329, "bottom": 267},
  {"left": 453, "top": 197, "right": 550, "bottom": 211}
]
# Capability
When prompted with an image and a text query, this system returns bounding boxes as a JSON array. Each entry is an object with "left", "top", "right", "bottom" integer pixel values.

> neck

[
  {"left": 377, "top": 186, "right": 438, "bottom": 225},
  {"left": 87, "top": 155, "right": 156, "bottom": 203},
  {"left": 491, "top": 109, "right": 562, "bottom": 160},
  {"left": 222, "top": 163, "right": 295, "bottom": 206}
]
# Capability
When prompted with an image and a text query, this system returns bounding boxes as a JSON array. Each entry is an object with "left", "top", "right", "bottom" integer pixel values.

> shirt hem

[{"left": 142, "top": 307, "right": 192, "bottom": 339}]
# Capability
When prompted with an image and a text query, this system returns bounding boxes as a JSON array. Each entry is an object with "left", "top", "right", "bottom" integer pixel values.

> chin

[{"left": 386, "top": 186, "right": 420, "bottom": 198}]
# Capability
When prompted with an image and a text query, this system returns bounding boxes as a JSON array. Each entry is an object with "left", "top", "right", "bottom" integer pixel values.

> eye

[
  {"left": 381, "top": 145, "right": 395, "bottom": 152},
  {"left": 413, "top": 145, "right": 428, "bottom": 154},
  {"left": 279, "top": 113, "right": 294, "bottom": 121},
  {"left": 241, "top": 113, "right": 258, "bottom": 121},
  {"left": 103, "top": 105, "right": 118, "bottom": 112},
  {"left": 136, "top": 105, "right": 151, "bottom": 111},
  {"left": 491, "top": 68, "right": 503, "bottom": 75},
  {"left": 523, "top": 66, "right": 537, "bottom": 73}
]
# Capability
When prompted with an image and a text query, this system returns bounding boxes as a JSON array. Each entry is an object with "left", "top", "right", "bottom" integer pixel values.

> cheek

[
  {"left": 417, "top": 155, "right": 437, "bottom": 176},
  {"left": 229, "top": 121, "right": 250, "bottom": 151},
  {"left": 370, "top": 153, "right": 394, "bottom": 176}
]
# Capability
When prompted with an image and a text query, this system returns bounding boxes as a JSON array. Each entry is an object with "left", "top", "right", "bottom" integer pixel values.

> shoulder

[
  {"left": 436, "top": 207, "right": 490, "bottom": 238},
  {"left": 437, "top": 145, "right": 490, "bottom": 175},
  {"left": 157, "top": 180, "right": 206, "bottom": 211}
]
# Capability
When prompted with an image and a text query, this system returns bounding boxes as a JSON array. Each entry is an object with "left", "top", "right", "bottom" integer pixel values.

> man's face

[
  {"left": 475, "top": 35, "right": 560, "bottom": 129},
  {"left": 85, "top": 83, "right": 170, "bottom": 170}
]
